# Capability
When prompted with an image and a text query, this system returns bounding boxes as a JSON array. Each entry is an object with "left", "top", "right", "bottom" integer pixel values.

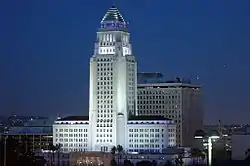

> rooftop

[
  {"left": 101, "top": 5, "right": 126, "bottom": 24},
  {"left": 56, "top": 115, "right": 170, "bottom": 122},
  {"left": 56, "top": 116, "right": 89, "bottom": 121},
  {"left": 137, "top": 72, "right": 164, "bottom": 79},
  {"left": 128, "top": 115, "right": 171, "bottom": 121},
  {"left": 24, "top": 117, "right": 55, "bottom": 126},
  {"left": 137, "top": 75, "right": 193, "bottom": 84},
  {"left": 6, "top": 126, "right": 52, "bottom": 135}
]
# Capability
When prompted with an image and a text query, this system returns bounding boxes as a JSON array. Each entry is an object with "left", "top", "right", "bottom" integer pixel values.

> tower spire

[{"left": 101, "top": 5, "right": 126, "bottom": 25}]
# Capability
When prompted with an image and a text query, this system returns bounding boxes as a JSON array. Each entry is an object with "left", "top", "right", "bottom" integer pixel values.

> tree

[
  {"left": 111, "top": 146, "right": 117, "bottom": 155},
  {"left": 178, "top": 154, "right": 184, "bottom": 166},
  {"left": 32, "top": 156, "right": 46, "bottom": 166},
  {"left": 110, "top": 146, "right": 117, "bottom": 166},
  {"left": 55, "top": 144, "right": 62, "bottom": 166},
  {"left": 48, "top": 143, "right": 62, "bottom": 166},
  {"left": 245, "top": 149, "right": 250, "bottom": 157},
  {"left": 190, "top": 148, "right": 200, "bottom": 157},
  {"left": 163, "top": 160, "right": 172, "bottom": 166},
  {"left": 117, "top": 145, "right": 123, "bottom": 154},
  {"left": 110, "top": 157, "right": 117, "bottom": 166},
  {"left": 117, "top": 145, "right": 123, "bottom": 165},
  {"left": 136, "top": 160, "right": 152, "bottom": 166},
  {"left": 152, "top": 160, "right": 157, "bottom": 166},
  {"left": 0, "top": 136, "right": 39, "bottom": 166},
  {"left": 190, "top": 148, "right": 203, "bottom": 164},
  {"left": 124, "top": 156, "right": 133, "bottom": 166},
  {"left": 175, "top": 154, "right": 184, "bottom": 166},
  {"left": 175, "top": 158, "right": 178, "bottom": 166},
  {"left": 245, "top": 149, "right": 250, "bottom": 164},
  {"left": 49, "top": 143, "right": 58, "bottom": 166}
]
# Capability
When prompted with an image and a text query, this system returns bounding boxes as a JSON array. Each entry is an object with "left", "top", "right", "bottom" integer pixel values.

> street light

[
  {"left": 194, "top": 129, "right": 220, "bottom": 166},
  {"left": 4, "top": 136, "right": 8, "bottom": 166}
]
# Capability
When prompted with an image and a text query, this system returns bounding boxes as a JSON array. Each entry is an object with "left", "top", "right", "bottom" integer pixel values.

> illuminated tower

[{"left": 88, "top": 5, "right": 137, "bottom": 152}]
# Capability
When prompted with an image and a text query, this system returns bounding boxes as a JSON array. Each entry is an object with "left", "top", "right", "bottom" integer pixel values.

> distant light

[
  {"left": 195, "top": 136, "right": 203, "bottom": 139},
  {"left": 210, "top": 136, "right": 220, "bottom": 139},
  {"left": 130, "top": 152, "right": 138, "bottom": 154}
]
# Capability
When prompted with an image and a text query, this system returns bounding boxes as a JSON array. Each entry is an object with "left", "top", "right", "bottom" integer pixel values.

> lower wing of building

[{"left": 53, "top": 115, "right": 176, "bottom": 153}]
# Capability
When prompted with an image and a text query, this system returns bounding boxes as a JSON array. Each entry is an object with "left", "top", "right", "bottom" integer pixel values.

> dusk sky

[{"left": 1, "top": 0, "right": 250, "bottom": 124}]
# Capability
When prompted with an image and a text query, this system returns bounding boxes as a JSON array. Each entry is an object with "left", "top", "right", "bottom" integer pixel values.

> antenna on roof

[{"left": 56, "top": 114, "right": 61, "bottom": 120}]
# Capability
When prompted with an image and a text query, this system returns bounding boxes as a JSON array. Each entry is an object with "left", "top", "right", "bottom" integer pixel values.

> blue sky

[{"left": 1, "top": 0, "right": 250, "bottom": 124}]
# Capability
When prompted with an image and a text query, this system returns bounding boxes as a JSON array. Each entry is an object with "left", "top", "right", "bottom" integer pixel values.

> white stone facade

[
  {"left": 127, "top": 118, "right": 176, "bottom": 153},
  {"left": 53, "top": 5, "right": 176, "bottom": 153},
  {"left": 53, "top": 118, "right": 89, "bottom": 152},
  {"left": 53, "top": 116, "right": 176, "bottom": 153}
]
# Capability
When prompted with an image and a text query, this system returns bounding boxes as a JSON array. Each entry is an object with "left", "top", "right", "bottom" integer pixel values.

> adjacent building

[
  {"left": 137, "top": 79, "right": 203, "bottom": 147},
  {"left": 53, "top": 5, "right": 176, "bottom": 153},
  {"left": 1, "top": 118, "right": 53, "bottom": 151},
  {"left": 231, "top": 134, "right": 250, "bottom": 160}
]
